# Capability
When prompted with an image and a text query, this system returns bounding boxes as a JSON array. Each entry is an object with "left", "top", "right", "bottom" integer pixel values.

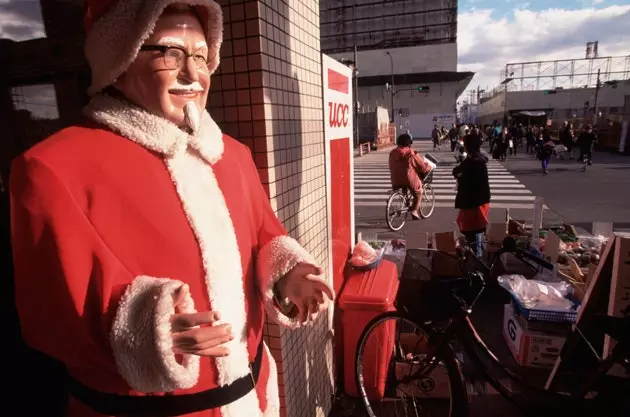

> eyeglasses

[{"left": 140, "top": 45, "right": 210, "bottom": 71}]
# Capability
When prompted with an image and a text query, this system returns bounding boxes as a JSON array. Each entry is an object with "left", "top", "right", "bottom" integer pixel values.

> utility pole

[
  {"left": 353, "top": 44, "right": 359, "bottom": 148},
  {"left": 386, "top": 51, "right": 394, "bottom": 123},
  {"left": 593, "top": 68, "right": 601, "bottom": 124},
  {"left": 503, "top": 65, "right": 509, "bottom": 126}
]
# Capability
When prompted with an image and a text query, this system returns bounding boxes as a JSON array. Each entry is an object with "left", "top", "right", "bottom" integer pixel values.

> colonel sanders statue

[{"left": 9, "top": 1, "right": 333, "bottom": 416}]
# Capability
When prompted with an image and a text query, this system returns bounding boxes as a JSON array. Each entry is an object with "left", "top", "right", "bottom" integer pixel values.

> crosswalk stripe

[
  {"left": 355, "top": 186, "right": 528, "bottom": 192},
  {"left": 354, "top": 180, "right": 525, "bottom": 188},
  {"left": 353, "top": 181, "right": 526, "bottom": 188},
  {"left": 354, "top": 181, "right": 525, "bottom": 186},
  {"left": 355, "top": 201, "right": 538, "bottom": 210},
  {"left": 355, "top": 170, "right": 512, "bottom": 174},
  {"left": 354, "top": 147, "right": 540, "bottom": 212},
  {"left": 354, "top": 188, "right": 533, "bottom": 194},
  {"left": 355, "top": 194, "right": 536, "bottom": 202},
  {"left": 354, "top": 174, "right": 516, "bottom": 180},
  {"left": 355, "top": 168, "right": 511, "bottom": 172}
]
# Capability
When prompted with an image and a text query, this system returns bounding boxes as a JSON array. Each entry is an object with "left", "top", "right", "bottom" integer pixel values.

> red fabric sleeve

[{"left": 10, "top": 155, "right": 128, "bottom": 377}]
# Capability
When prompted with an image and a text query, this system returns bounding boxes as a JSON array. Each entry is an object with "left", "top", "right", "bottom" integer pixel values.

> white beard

[{"left": 184, "top": 101, "right": 200, "bottom": 133}]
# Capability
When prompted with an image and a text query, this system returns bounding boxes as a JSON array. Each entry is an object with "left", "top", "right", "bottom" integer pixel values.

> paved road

[{"left": 354, "top": 140, "right": 630, "bottom": 240}]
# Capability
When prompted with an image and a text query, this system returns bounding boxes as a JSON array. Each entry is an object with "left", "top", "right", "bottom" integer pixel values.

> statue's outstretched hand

[{"left": 276, "top": 263, "right": 334, "bottom": 324}]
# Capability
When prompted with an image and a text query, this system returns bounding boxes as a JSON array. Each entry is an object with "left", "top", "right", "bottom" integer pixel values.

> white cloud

[
  {"left": 0, "top": 0, "right": 45, "bottom": 41},
  {"left": 457, "top": 5, "right": 630, "bottom": 99}
]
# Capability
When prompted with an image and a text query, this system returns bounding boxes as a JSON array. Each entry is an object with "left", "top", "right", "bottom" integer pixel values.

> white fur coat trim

[
  {"left": 85, "top": 0, "right": 223, "bottom": 95},
  {"left": 110, "top": 276, "right": 200, "bottom": 392},
  {"left": 263, "top": 343, "right": 280, "bottom": 417},
  {"left": 257, "top": 235, "right": 318, "bottom": 329},
  {"left": 84, "top": 94, "right": 224, "bottom": 164},
  {"left": 166, "top": 148, "right": 258, "bottom": 416}
]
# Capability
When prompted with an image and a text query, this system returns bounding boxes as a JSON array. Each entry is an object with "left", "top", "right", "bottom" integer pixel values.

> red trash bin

[{"left": 339, "top": 259, "right": 399, "bottom": 399}]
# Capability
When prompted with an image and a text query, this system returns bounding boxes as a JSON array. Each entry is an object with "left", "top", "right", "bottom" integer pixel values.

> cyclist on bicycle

[
  {"left": 453, "top": 132, "right": 490, "bottom": 257},
  {"left": 389, "top": 133, "right": 433, "bottom": 220}
]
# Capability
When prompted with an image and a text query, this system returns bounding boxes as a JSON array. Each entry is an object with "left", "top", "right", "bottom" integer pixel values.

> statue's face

[{"left": 113, "top": 8, "right": 210, "bottom": 128}]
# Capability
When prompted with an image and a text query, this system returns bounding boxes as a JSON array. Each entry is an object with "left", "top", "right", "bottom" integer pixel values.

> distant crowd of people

[{"left": 429, "top": 121, "right": 598, "bottom": 174}]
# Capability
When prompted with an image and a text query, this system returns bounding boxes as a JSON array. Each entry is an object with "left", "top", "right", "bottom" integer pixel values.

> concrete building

[
  {"left": 476, "top": 56, "right": 630, "bottom": 127},
  {"left": 3, "top": 1, "right": 336, "bottom": 416},
  {"left": 320, "top": 0, "right": 473, "bottom": 138}
]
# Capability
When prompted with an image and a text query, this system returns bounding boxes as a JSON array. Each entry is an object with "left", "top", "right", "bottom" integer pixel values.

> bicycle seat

[{"left": 392, "top": 186, "right": 410, "bottom": 193}]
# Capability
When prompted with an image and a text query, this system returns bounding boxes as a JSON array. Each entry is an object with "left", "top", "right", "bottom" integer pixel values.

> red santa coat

[{"left": 10, "top": 94, "right": 315, "bottom": 417}]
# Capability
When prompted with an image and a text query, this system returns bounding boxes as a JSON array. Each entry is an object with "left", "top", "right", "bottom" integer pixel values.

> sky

[
  {"left": 2, "top": 0, "right": 630, "bottom": 111},
  {"left": 458, "top": 1, "right": 630, "bottom": 100}
]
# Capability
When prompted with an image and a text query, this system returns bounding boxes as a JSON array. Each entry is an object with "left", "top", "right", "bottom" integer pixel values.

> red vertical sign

[{"left": 323, "top": 55, "right": 354, "bottom": 387}]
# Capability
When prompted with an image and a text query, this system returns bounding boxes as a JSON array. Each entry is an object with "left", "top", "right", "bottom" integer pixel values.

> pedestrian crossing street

[{"left": 355, "top": 142, "right": 538, "bottom": 210}]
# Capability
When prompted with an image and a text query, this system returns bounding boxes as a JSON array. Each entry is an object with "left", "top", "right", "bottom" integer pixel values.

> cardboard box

[
  {"left": 434, "top": 231, "right": 457, "bottom": 253},
  {"left": 605, "top": 236, "right": 630, "bottom": 378},
  {"left": 432, "top": 232, "right": 462, "bottom": 277},
  {"left": 503, "top": 304, "right": 567, "bottom": 368}
]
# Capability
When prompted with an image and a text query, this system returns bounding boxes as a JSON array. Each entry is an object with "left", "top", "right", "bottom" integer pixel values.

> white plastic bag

[{"left": 497, "top": 274, "right": 575, "bottom": 311}]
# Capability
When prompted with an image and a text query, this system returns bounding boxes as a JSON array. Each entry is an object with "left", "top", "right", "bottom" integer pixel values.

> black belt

[{"left": 69, "top": 341, "right": 264, "bottom": 416}]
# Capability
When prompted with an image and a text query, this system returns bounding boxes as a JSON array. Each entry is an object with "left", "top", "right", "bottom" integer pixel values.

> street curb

[{"left": 353, "top": 144, "right": 395, "bottom": 158}]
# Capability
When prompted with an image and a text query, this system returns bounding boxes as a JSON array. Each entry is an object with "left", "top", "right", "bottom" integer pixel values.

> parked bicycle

[
  {"left": 355, "top": 236, "right": 629, "bottom": 417},
  {"left": 385, "top": 158, "right": 438, "bottom": 232}
]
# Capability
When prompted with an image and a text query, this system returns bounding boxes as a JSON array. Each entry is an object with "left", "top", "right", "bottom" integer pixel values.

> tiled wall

[{"left": 208, "top": 1, "right": 334, "bottom": 416}]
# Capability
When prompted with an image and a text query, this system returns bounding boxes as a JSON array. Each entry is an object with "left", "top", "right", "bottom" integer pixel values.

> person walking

[
  {"left": 559, "top": 121, "right": 575, "bottom": 159},
  {"left": 576, "top": 124, "right": 597, "bottom": 165},
  {"left": 453, "top": 132, "right": 491, "bottom": 258},
  {"left": 431, "top": 124, "right": 441, "bottom": 150},
  {"left": 498, "top": 127, "right": 509, "bottom": 161},
  {"left": 539, "top": 134, "right": 555, "bottom": 174},
  {"left": 525, "top": 126, "right": 535, "bottom": 154},
  {"left": 449, "top": 123, "right": 458, "bottom": 152}
]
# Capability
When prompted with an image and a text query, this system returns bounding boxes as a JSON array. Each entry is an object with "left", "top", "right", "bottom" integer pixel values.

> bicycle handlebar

[{"left": 518, "top": 249, "right": 555, "bottom": 270}]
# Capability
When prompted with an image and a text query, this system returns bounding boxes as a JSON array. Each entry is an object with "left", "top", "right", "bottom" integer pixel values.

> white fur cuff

[
  {"left": 257, "top": 236, "right": 317, "bottom": 329},
  {"left": 110, "top": 276, "right": 200, "bottom": 392}
]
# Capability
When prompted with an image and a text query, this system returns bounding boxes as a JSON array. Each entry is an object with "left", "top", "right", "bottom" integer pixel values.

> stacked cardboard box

[{"left": 502, "top": 303, "right": 569, "bottom": 368}]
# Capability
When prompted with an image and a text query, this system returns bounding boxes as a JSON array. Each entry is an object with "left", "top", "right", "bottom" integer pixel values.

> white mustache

[{"left": 168, "top": 80, "right": 205, "bottom": 92}]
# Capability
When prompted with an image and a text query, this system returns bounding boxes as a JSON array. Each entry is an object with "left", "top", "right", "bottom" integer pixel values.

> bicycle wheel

[
  {"left": 355, "top": 311, "right": 469, "bottom": 417},
  {"left": 420, "top": 184, "right": 436, "bottom": 219},
  {"left": 386, "top": 191, "right": 408, "bottom": 231}
]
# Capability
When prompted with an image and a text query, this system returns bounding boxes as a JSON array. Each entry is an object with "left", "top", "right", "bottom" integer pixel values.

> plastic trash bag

[
  {"left": 578, "top": 235, "right": 608, "bottom": 253},
  {"left": 497, "top": 274, "right": 575, "bottom": 311}
]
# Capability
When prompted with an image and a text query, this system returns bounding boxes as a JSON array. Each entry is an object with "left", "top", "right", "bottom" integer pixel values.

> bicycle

[
  {"left": 385, "top": 171, "right": 436, "bottom": 232},
  {"left": 355, "top": 236, "right": 630, "bottom": 417}
]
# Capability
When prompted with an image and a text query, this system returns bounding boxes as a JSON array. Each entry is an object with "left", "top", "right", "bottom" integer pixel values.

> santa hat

[{"left": 84, "top": 0, "right": 223, "bottom": 96}]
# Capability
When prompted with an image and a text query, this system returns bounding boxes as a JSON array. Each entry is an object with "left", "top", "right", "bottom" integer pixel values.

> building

[
  {"left": 320, "top": 0, "right": 473, "bottom": 138},
  {"left": 476, "top": 56, "right": 630, "bottom": 126},
  {"left": 2, "top": 1, "right": 336, "bottom": 416},
  {"left": 458, "top": 102, "right": 478, "bottom": 125}
]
